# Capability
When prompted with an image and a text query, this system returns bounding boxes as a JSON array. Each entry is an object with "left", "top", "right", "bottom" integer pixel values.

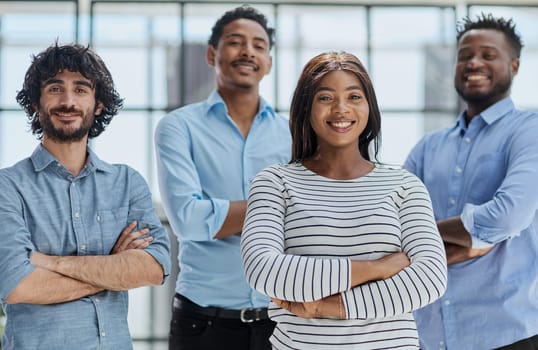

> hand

[
  {"left": 444, "top": 243, "right": 495, "bottom": 265},
  {"left": 110, "top": 221, "right": 153, "bottom": 254},
  {"left": 272, "top": 294, "right": 344, "bottom": 319},
  {"left": 373, "top": 252, "right": 410, "bottom": 280}
]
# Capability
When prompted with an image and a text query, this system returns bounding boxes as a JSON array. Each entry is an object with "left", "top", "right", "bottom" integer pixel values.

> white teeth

[
  {"left": 331, "top": 121, "right": 352, "bottom": 128},
  {"left": 467, "top": 75, "right": 487, "bottom": 81}
]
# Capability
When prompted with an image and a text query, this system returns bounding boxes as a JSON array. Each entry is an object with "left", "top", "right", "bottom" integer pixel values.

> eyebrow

[
  {"left": 43, "top": 78, "right": 93, "bottom": 89},
  {"left": 225, "top": 33, "right": 268, "bottom": 44}
]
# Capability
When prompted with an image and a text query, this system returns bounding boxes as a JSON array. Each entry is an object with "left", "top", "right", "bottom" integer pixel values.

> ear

[
  {"left": 511, "top": 58, "right": 520, "bottom": 76},
  {"left": 94, "top": 102, "right": 104, "bottom": 116},
  {"left": 206, "top": 46, "right": 216, "bottom": 67}
]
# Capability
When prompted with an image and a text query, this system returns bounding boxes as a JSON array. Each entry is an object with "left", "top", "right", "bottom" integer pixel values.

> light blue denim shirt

[
  {"left": 404, "top": 97, "right": 538, "bottom": 349},
  {"left": 155, "top": 90, "right": 291, "bottom": 309},
  {"left": 0, "top": 145, "right": 170, "bottom": 350}
]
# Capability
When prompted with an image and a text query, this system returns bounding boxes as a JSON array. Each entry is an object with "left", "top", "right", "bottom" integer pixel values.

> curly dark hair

[
  {"left": 457, "top": 13, "right": 523, "bottom": 59},
  {"left": 16, "top": 42, "right": 124, "bottom": 139},
  {"left": 208, "top": 5, "right": 275, "bottom": 49},
  {"left": 289, "top": 51, "right": 381, "bottom": 163}
]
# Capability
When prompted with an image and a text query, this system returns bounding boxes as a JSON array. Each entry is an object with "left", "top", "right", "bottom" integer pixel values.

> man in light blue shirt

[
  {"left": 0, "top": 43, "right": 171, "bottom": 350},
  {"left": 154, "top": 5, "right": 290, "bottom": 350},
  {"left": 405, "top": 14, "right": 538, "bottom": 350}
]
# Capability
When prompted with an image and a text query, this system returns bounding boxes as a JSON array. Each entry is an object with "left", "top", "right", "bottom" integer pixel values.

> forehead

[
  {"left": 318, "top": 70, "right": 362, "bottom": 88},
  {"left": 458, "top": 28, "right": 510, "bottom": 51},
  {"left": 43, "top": 70, "right": 92, "bottom": 85},
  {"left": 220, "top": 18, "right": 269, "bottom": 43}
]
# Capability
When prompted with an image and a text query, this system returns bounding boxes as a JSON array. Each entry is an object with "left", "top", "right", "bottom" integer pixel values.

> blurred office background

[{"left": 0, "top": 0, "right": 537, "bottom": 348}]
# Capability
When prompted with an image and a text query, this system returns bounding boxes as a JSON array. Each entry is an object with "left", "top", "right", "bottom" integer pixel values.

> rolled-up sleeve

[
  {"left": 0, "top": 173, "right": 36, "bottom": 301},
  {"left": 128, "top": 169, "right": 171, "bottom": 283}
]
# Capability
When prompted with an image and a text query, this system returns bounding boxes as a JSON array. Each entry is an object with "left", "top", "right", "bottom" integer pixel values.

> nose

[
  {"left": 333, "top": 98, "right": 350, "bottom": 113},
  {"left": 240, "top": 43, "right": 255, "bottom": 58},
  {"left": 465, "top": 55, "right": 484, "bottom": 69},
  {"left": 59, "top": 90, "right": 76, "bottom": 108}
]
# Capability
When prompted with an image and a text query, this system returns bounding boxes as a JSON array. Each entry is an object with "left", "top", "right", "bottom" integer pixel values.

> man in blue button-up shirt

[
  {"left": 405, "top": 14, "right": 538, "bottom": 350},
  {"left": 0, "top": 43, "right": 171, "bottom": 350},
  {"left": 155, "top": 5, "right": 290, "bottom": 350}
]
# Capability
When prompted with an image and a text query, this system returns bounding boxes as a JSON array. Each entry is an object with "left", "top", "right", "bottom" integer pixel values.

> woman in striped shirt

[{"left": 240, "top": 51, "right": 447, "bottom": 349}]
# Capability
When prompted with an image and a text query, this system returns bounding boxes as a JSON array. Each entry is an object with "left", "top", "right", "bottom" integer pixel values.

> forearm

[
  {"left": 214, "top": 200, "right": 247, "bottom": 239},
  {"left": 350, "top": 252, "right": 409, "bottom": 287},
  {"left": 34, "top": 250, "right": 164, "bottom": 291},
  {"left": 437, "top": 216, "right": 472, "bottom": 247},
  {"left": 6, "top": 267, "right": 102, "bottom": 304},
  {"left": 444, "top": 242, "right": 495, "bottom": 265}
]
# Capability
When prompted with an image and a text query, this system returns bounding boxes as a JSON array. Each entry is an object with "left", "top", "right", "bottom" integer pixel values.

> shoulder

[
  {"left": 373, "top": 164, "right": 426, "bottom": 187},
  {"left": 0, "top": 158, "right": 33, "bottom": 183},
  {"left": 253, "top": 163, "right": 303, "bottom": 183},
  {"left": 157, "top": 101, "right": 207, "bottom": 129}
]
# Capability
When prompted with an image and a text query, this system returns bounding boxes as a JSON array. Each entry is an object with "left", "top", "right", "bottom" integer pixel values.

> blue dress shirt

[
  {"left": 0, "top": 145, "right": 171, "bottom": 350},
  {"left": 155, "top": 90, "right": 291, "bottom": 309},
  {"left": 404, "top": 97, "right": 538, "bottom": 350}
]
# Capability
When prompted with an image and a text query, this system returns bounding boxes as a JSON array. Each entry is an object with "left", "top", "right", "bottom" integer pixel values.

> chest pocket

[
  {"left": 97, "top": 206, "right": 129, "bottom": 254},
  {"left": 467, "top": 152, "right": 506, "bottom": 203}
]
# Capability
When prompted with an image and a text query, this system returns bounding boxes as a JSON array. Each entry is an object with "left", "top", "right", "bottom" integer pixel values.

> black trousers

[
  {"left": 496, "top": 334, "right": 538, "bottom": 350},
  {"left": 168, "top": 297, "right": 276, "bottom": 350}
]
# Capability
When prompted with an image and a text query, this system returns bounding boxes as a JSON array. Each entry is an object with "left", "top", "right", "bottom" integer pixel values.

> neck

[
  {"left": 304, "top": 148, "right": 373, "bottom": 180},
  {"left": 41, "top": 137, "right": 88, "bottom": 177}
]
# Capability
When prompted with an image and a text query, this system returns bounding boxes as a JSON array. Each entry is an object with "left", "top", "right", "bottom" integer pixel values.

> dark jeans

[
  {"left": 496, "top": 334, "right": 538, "bottom": 350},
  {"left": 168, "top": 298, "right": 276, "bottom": 350}
]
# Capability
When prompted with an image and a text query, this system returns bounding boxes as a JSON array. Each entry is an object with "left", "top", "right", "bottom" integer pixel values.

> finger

[
  {"left": 114, "top": 221, "right": 138, "bottom": 250},
  {"left": 126, "top": 236, "right": 153, "bottom": 250},
  {"left": 116, "top": 228, "right": 150, "bottom": 252}
]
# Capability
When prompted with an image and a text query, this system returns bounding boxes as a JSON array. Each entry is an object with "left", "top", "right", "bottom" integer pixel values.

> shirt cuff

[{"left": 461, "top": 204, "right": 494, "bottom": 249}]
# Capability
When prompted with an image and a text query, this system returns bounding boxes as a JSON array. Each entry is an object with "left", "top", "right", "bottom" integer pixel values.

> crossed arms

[{"left": 6, "top": 221, "right": 164, "bottom": 305}]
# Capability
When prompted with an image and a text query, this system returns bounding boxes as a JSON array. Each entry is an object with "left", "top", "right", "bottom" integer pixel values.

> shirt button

[
  {"left": 71, "top": 182, "right": 75, "bottom": 187},
  {"left": 444, "top": 300, "right": 450, "bottom": 305},
  {"left": 74, "top": 212, "right": 80, "bottom": 218},
  {"left": 449, "top": 199, "right": 456, "bottom": 205},
  {"left": 101, "top": 332, "right": 106, "bottom": 337},
  {"left": 80, "top": 244, "right": 86, "bottom": 250},
  {"left": 455, "top": 166, "right": 463, "bottom": 173},
  {"left": 465, "top": 137, "right": 471, "bottom": 143},
  {"left": 95, "top": 298, "right": 100, "bottom": 303}
]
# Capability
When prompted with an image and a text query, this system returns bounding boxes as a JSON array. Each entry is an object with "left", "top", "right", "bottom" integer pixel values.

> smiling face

[
  {"left": 38, "top": 70, "right": 103, "bottom": 143},
  {"left": 310, "top": 70, "right": 369, "bottom": 154},
  {"left": 455, "top": 28, "right": 519, "bottom": 113},
  {"left": 207, "top": 18, "right": 272, "bottom": 93}
]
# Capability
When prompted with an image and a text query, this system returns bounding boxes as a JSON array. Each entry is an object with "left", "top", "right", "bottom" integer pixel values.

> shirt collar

[
  {"left": 455, "top": 96, "right": 515, "bottom": 131},
  {"left": 30, "top": 143, "right": 114, "bottom": 174},
  {"left": 204, "top": 89, "right": 275, "bottom": 119}
]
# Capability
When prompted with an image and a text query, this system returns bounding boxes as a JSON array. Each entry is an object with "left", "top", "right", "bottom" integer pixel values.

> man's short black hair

[
  {"left": 208, "top": 5, "right": 275, "bottom": 49},
  {"left": 456, "top": 13, "right": 523, "bottom": 59}
]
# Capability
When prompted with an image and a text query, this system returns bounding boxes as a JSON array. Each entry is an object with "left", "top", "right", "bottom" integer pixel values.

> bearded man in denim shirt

[{"left": 0, "top": 43, "right": 170, "bottom": 350}]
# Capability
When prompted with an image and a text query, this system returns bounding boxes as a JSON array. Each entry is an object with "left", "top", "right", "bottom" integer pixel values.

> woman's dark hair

[
  {"left": 289, "top": 51, "right": 381, "bottom": 162},
  {"left": 457, "top": 13, "right": 523, "bottom": 59},
  {"left": 208, "top": 5, "right": 275, "bottom": 49},
  {"left": 16, "top": 42, "right": 124, "bottom": 139}
]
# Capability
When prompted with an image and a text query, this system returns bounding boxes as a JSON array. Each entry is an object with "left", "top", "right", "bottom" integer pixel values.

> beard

[
  {"left": 39, "top": 106, "right": 95, "bottom": 142},
  {"left": 455, "top": 72, "right": 512, "bottom": 106}
]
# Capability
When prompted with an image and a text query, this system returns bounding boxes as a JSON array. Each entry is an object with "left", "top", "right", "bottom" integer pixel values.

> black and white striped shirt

[{"left": 241, "top": 163, "right": 447, "bottom": 349}]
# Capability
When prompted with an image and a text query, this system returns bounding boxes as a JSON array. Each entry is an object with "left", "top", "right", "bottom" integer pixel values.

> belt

[{"left": 173, "top": 294, "right": 269, "bottom": 323}]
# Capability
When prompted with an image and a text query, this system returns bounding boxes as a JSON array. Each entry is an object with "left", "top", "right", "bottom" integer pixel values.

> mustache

[{"left": 50, "top": 106, "right": 81, "bottom": 114}]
